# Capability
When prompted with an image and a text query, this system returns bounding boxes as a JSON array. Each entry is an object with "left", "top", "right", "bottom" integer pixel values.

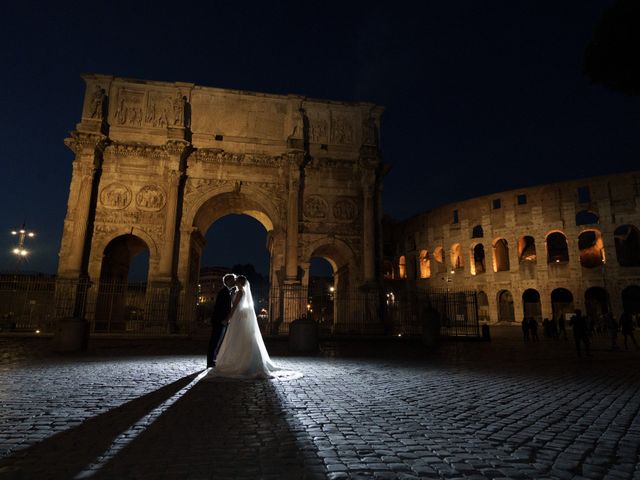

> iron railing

[{"left": 0, "top": 277, "right": 480, "bottom": 338}]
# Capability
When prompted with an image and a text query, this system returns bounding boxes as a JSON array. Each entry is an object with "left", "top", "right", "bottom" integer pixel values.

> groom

[{"left": 207, "top": 273, "right": 237, "bottom": 368}]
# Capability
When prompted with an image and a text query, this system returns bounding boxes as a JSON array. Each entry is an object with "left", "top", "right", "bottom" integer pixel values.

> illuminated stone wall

[{"left": 389, "top": 173, "right": 640, "bottom": 323}]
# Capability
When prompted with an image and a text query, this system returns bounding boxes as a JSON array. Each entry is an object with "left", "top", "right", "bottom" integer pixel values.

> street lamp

[{"left": 11, "top": 224, "right": 35, "bottom": 263}]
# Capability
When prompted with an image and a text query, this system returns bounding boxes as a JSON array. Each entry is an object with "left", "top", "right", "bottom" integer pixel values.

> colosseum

[{"left": 386, "top": 171, "right": 640, "bottom": 326}]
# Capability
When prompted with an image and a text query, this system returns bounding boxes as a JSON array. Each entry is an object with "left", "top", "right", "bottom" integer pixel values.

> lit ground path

[{"left": 1, "top": 328, "right": 640, "bottom": 479}]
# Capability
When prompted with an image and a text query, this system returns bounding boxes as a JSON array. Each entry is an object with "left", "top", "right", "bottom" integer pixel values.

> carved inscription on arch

[
  {"left": 303, "top": 196, "right": 328, "bottom": 219},
  {"left": 100, "top": 183, "right": 132, "bottom": 210},
  {"left": 333, "top": 197, "right": 358, "bottom": 221},
  {"left": 136, "top": 185, "right": 166, "bottom": 211}
]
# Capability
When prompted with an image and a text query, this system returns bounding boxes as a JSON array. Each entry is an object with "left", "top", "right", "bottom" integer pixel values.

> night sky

[{"left": 1, "top": 0, "right": 638, "bottom": 278}]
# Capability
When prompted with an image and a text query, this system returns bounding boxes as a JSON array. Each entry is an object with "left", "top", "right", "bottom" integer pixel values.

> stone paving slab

[{"left": 1, "top": 329, "right": 640, "bottom": 479}]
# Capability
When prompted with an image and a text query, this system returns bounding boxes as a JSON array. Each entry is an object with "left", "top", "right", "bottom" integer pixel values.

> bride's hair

[{"left": 236, "top": 275, "right": 248, "bottom": 287}]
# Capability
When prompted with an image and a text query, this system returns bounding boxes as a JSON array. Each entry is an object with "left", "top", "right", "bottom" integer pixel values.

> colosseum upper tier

[{"left": 386, "top": 171, "right": 640, "bottom": 324}]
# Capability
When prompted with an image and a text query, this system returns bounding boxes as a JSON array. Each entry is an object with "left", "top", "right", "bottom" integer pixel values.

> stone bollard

[
  {"left": 288, "top": 317, "right": 319, "bottom": 354},
  {"left": 52, "top": 317, "right": 89, "bottom": 352}
]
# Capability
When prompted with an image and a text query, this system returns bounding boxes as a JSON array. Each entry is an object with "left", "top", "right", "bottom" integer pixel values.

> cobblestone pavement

[{"left": 1, "top": 329, "right": 640, "bottom": 479}]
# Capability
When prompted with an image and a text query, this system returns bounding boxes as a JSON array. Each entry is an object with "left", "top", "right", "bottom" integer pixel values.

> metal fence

[
  {"left": 383, "top": 288, "right": 481, "bottom": 337},
  {"left": 0, "top": 277, "right": 480, "bottom": 338}
]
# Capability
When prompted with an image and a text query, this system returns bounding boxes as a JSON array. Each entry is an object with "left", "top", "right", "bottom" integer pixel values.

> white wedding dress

[{"left": 211, "top": 282, "right": 286, "bottom": 379}]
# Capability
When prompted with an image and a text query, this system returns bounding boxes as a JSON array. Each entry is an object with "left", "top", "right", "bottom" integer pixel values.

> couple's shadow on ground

[{"left": 0, "top": 371, "right": 321, "bottom": 480}]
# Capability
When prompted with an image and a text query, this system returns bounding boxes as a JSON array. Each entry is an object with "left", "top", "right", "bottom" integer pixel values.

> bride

[{"left": 211, "top": 275, "right": 282, "bottom": 379}]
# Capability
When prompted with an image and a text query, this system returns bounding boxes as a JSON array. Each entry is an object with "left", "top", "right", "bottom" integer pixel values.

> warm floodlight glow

[
  {"left": 28, "top": 232, "right": 34, "bottom": 237},
  {"left": 329, "top": 286, "right": 335, "bottom": 292}
]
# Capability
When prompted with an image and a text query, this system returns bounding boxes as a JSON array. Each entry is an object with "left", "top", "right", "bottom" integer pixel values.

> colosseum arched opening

[
  {"left": 470, "top": 243, "right": 485, "bottom": 275},
  {"left": 578, "top": 229, "right": 605, "bottom": 269},
  {"left": 522, "top": 289, "right": 542, "bottom": 322},
  {"left": 398, "top": 256, "right": 407, "bottom": 279},
  {"left": 614, "top": 225, "right": 640, "bottom": 267},
  {"left": 383, "top": 260, "right": 394, "bottom": 280},
  {"left": 575, "top": 210, "right": 599, "bottom": 226},
  {"left": 433, "top": 246, "right": 445, "bottom": 273},
  {"left": 585, "top": 286, "right": 609, "bottom": 322},
  {"left": 478, "top": 291, "right": 490, "bottom": 323},
  {"left": 451, "top": 244, "right": 464, "bottom": 271},
  {"left": 418, "top": 250, "right": 431, "bottom": 278},
  {"left": 622, "top": 285, "right": 640, "bottom": 316},
  {"left": 551, "top": 288, "right": 574, "bottom": 321},
  {"left": 493, "top": 239, "right": 510, "bottom": 273},
  {"left": 497, "top": 290, "right": 515, "bottom": 322},
  {"left": 546, "top": 231, "right": 569, "bottom": 264}
]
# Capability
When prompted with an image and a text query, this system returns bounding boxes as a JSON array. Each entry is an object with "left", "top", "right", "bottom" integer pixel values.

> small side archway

[
  {"left": 95, "top": 234, "right": 151, "bottom": 332},
  {"left": 306, "top": 238, "right": 360, "bottom": 334}
]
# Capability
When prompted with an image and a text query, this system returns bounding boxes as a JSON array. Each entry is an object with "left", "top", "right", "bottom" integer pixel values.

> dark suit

[{"left": 207, "top": 286, "right": 232, "bottom": 367}]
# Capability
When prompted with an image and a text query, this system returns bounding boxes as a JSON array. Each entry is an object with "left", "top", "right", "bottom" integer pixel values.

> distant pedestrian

[
  {"left": 570, "top": 309, "right": 591, "bottom": 357},
  {"left": 620, "top": 311, "right": 639, "bottom": 351},
  {"left": 550, "top": 317, "right": 558, "bottom": 338},
  {"left": 605, "top": 312, "right": 619, "bottom": 351},
  {"left": 543, "top": 318, "right": 551, "bottom": 338},
  {"left": 558, "top": 314, "right": 567, "bottom": 340},
  {"left": 529, "top": 317, "right": 539, "bottom": 342},
  {"left": 522, "top": 317, "right": 529, "bottom": 342}
]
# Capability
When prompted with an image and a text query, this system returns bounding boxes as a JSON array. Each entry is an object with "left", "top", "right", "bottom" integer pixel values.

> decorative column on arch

[
  {"left": 147, "top": 140, "right": 191, "bottom": 333},
  {"left": 359, "top": 141, "right": 385, "bottom": 332},
  {"left": 280, "top": 150, "right": 306, "bottom": 333},
  {"left": 57, "top": 132, "right": 107, "bottom": 315}
]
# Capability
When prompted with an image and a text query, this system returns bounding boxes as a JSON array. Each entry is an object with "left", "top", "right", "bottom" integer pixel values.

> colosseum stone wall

[{"left": 387, "top": 171, "right": 640, "bottom": 325}]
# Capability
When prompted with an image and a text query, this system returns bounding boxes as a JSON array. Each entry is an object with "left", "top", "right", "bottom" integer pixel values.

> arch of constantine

[{"left": 56, "top": 74, "right": 384, "bottom": 338}]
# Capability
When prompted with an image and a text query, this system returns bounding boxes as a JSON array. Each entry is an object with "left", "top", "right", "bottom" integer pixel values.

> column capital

[{"left": 64, "top": 131, "right": 108, "bottom": 155}]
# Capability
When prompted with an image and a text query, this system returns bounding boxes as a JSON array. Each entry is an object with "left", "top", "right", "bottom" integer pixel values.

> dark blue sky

[{"left": 1, "top": 0, "right": 638, "bottom": 276}]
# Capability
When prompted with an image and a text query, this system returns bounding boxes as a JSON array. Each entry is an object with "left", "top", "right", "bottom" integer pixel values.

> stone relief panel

[
  {"left": 330, "top": 114, "right": 354, "bottom": 145},
  {"left": 95, "top": 209, "right": 164, "bottom": 225},
  {"left": 194, "top": 149, "right": 284, "bottom": 168},
  {"left": 303, "top": 196, "right": 329, "bottom": 219},
  {"left": 100, "top": 183, "right": 132, "bottom": 210},
  {"left": 333, "top": 197, "right": 358, "bottom": 222},
  {"left": 136, "top": 185, "right": 166, "bottom": 211},
  {"left": 309, "top": 116, "right": 329, "bottom": 144},
  {"left": 113, "top": 88, "right": 185, "bottom": 129}
]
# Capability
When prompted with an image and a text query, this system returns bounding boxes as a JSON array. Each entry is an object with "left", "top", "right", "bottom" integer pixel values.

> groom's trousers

[{"left": 207, "top": 322, "right": 226, "bottom": 366}]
